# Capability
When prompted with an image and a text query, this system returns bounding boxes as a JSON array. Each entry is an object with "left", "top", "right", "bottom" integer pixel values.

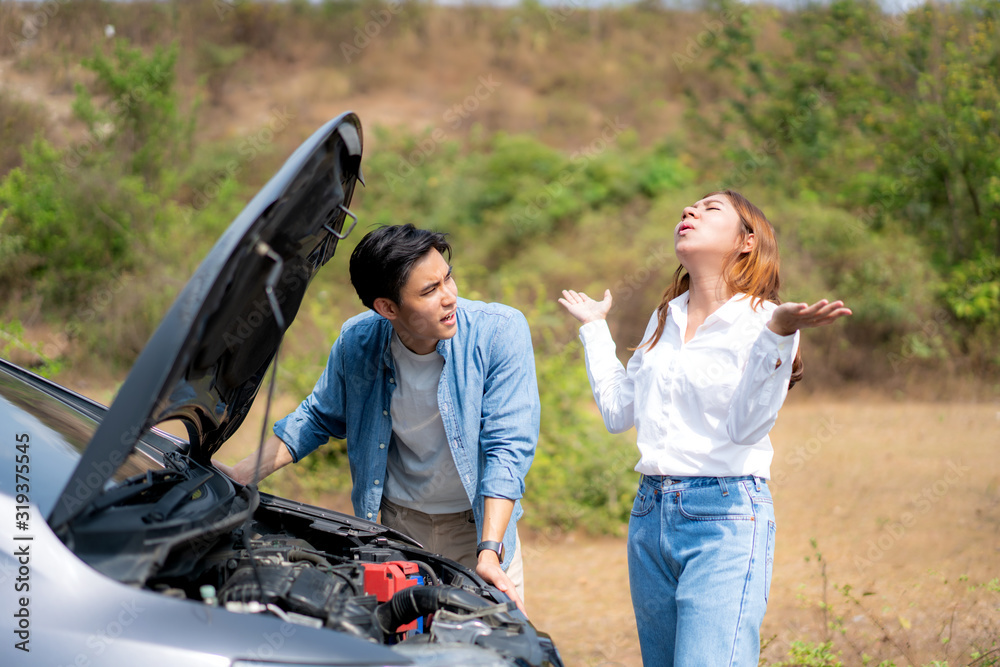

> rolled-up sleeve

[
  {"left": 726, "top": 325, "right": 799, "bottom": 445},
  {"left": 478, "top": 311, "right": 540, "bottom": 501},
  {"left": 273, "top": 335, "right": 349, "bottom": 461}
]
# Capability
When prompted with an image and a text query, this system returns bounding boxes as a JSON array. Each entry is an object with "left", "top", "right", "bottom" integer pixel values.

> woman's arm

[
  {"left": 559, "top": 289, "right": 644, "bottom": 434},
  {"left": 728, "top": 299, "right": 852, "bottom": 444}
]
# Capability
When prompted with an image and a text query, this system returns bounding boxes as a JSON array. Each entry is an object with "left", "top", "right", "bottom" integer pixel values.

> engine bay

[{"left": 135, "top": 492, "right": 559, "bottom": 666}]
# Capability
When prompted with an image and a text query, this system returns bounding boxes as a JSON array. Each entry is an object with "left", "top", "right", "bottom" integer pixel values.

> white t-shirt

[
  {"left": 579, "top": 292, "right": 800, "bottom": 478},
  {"left": 383, "top": 333, "right": 472, "bottom": 513}
]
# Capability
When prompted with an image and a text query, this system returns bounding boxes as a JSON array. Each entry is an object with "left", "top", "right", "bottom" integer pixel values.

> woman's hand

[
  {"left": 768, "top": 299, "right": 852, "bottom": 336},
  {"left": 558, "top": 289, "right": 613, "bottom": 324}
]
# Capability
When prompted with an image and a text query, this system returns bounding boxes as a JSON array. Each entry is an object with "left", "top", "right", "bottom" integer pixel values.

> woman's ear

[{"left": 740, "top": 233, "right": 756, "bottom": 254}]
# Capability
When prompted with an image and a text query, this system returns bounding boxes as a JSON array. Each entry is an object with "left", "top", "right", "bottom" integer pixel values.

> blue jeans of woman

[{"left": 628, "top": 474, "right": 776, "bottom": 667}]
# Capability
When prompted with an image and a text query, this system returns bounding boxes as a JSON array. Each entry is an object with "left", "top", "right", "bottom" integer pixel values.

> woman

[{"left": 558, "top": 190, "right": 851, "bottom": 666}]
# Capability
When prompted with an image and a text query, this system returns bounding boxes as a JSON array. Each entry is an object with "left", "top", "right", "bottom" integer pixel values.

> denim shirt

[{"left": 273, "top": 297, "right": 540, "bottom": 569}]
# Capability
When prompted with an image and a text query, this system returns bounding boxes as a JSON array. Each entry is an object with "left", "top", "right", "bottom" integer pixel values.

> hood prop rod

[{"left": 235, "top": 240, "right": 288, "bottom": 609}]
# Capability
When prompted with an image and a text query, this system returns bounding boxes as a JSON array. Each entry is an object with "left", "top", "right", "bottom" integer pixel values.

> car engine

[{"left": 135, "top": 492, "right": 557, "bottom": 666}]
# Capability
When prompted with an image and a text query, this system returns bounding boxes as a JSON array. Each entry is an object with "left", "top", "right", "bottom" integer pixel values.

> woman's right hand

[{"left": 558, "top": 289, "right": 613, "bottom": 324}]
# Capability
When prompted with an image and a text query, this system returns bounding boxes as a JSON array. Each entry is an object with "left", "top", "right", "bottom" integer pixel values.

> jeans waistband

[{"left": 640, "top": 474, "right": 765, "bottom": 493}]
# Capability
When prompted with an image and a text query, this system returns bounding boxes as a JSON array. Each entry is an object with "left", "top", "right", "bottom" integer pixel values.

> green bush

[
  {"left": 0, "top": 137, "right": 164, "bottom": 304},
  {"left": 0, "top": 92, "right": 47, "bottom": 178}
]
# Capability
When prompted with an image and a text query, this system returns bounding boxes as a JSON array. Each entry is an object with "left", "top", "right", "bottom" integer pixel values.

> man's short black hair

[{"left": 349, "top": 224, "right": 452, "bottom": 309}]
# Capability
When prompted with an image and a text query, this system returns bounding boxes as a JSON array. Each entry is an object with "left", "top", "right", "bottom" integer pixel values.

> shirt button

[
  {"left": 382, "top": 410, "right": 388, "bottom": 416},
  {"left": 389, "top": 378, "right": 395, "bottom": 384},
  {"left": 374, "top": 479, "right": 380, "bottom": 485},
  {"left": 367, "top": 512, "right": 373, "bottom": 518},
  {"left": 379, "top": 443, "right": 385, "bottom": 449}
]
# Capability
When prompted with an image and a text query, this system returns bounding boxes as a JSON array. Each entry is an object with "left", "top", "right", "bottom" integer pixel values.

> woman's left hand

[{"left": 768, "top": 299, "right": 852, "bottom": 336}]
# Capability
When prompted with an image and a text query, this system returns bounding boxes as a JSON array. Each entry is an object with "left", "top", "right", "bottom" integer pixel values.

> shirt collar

[{"left": 668, "top": 291, "right": 752, "bottom": 329}]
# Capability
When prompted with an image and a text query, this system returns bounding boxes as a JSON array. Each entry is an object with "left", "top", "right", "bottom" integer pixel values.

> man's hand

[
  {"left": 211, "top": 458, "right": 242, "bottom": 483},
  {"left": 212, "top": 434, "right": 294, "bottom": 486},
  {"left": 475, "top": 550, "right": 527, "bottom": 617},
  {"left": 768, "top": 299, "right": 852, "bottom": 337},
  {"left": 558, "top": 289, "right": 613, "bottom": 324}
]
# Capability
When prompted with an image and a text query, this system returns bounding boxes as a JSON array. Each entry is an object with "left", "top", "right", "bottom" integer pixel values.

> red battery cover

[{"left": 362, "top": 561, "right": 421, "bottom": 633}]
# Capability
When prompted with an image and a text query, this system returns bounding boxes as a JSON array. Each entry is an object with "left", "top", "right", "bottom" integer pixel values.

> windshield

[{"left": 0, "top": 365, "right": 161, "bottom": 520}]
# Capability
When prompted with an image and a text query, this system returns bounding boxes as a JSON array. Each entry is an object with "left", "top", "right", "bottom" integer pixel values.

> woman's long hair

[{"left": 640, "top": 190, "right": 804, "bottom": 388}]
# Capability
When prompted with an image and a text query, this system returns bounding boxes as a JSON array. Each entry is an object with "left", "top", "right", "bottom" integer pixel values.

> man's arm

[
  {"left": 475, "top": 497, "right": 525, "bottom": 615},
  {"left": 473, "top": 310, "right": 539, "bottom": 616},
  {"left": 477, "top": 310, "right": 540, "bottom": 502},
  {"left": 215, "top": 329, "right": 354, "bottom": 485},
  {"left": 213, "top": 434, "right": 294, "bottom": 485}
]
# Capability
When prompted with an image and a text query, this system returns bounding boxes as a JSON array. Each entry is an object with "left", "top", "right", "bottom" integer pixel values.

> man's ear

[{"left": 373, "top": 297, "right": 399, "bottom": 321}]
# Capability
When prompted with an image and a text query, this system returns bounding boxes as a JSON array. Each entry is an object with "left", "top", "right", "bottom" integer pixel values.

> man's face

[{"left": 382, "top": 249, "right": 458, "bottom": 354}]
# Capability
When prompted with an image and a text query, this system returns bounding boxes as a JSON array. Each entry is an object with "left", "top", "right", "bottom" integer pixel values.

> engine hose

[
  {"left": 410, "top": 559, "right": 441, "bottom": 586},
  {"left": 374, "top": 586, "right": 492, "bottom": 636},
  {"left": 287, "top": 549, "right": 334, "bottom": 569}
]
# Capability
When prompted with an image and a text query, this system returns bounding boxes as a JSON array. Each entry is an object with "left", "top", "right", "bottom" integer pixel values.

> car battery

[{"left": 361, "top": 561, "right": 424, "bottom": 634}]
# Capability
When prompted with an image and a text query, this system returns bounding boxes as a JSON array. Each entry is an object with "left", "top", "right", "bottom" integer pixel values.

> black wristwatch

[{"left": 476, "top": 540, "right": 505, "bottom": 561}]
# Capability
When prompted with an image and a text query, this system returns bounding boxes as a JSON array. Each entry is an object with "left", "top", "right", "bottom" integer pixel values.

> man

[{"left": 215, "top": 224, "right": 539, "bottom": 612}]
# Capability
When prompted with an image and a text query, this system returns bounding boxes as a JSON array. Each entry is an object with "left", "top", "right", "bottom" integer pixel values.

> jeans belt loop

[
  {"left": 753, "top": 475, "right": 762, "bottom": 492},
  {"left": 717, "top": 476, "right": 729, "bottom": 497}
]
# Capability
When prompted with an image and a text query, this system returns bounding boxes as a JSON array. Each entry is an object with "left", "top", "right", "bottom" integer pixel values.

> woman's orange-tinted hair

[{"left": 640, "top": 189, "right": 804, "bottom": 388}]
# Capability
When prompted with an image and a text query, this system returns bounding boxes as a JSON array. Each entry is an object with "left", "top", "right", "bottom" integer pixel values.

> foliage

[
  {"left": 0, "top": 37, "right": 213, "bottom": 368},
  {"left": 770, "top": 641, "right": 844, "bottom": 667},
  {"left": 0, "top": 136, "right": 163, "bottom": 303},
  {"left": 0, "top": 320, "right": 63, "bottom": 378},
  {"left": 523, "top": 317, "right": 638, "bottom": 534},
  {"left": 72, "top": 38, "right": 194, "bottom": 185},
  {"left": 196, "top": 40, "right": 247, "bottom": 106},
  {"left": 0, "top": 91, "right": 47, "bottom": 178},
  {"left": 767, "top": 540, "right": 1000, "bottom": 667},
  {"left": 688, "top": 0, "right": 1000, "bottom": 369},
  {"left": 698, "top": 0, "right": 1000, "bottom": 267}
]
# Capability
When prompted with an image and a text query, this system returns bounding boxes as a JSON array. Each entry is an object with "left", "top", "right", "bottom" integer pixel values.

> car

[{"left": 0, "top": 112, "right": 563, "bottom": 667}]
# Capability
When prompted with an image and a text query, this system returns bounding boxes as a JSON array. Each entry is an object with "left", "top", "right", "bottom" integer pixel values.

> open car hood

[{"left": 49, "top": 113, "right": 363, "bottom": 530}]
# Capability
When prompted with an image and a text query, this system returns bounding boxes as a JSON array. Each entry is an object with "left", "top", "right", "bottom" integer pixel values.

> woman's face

[{"left": 674, "top": 194, "right": 751, "bottom": 264}]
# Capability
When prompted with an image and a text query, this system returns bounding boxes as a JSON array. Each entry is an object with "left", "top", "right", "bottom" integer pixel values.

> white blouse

[{"left": 579, "top": 292, "right": 799, "bottom": 478}]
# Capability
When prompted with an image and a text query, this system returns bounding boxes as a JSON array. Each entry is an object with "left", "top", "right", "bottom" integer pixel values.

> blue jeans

[{"left": 628, "top": 475, "right": 776, "bottom": 667}]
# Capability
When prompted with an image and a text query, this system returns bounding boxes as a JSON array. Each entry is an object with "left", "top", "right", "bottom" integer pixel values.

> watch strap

[{"left": 476, "top": 539, "right": 504, "bottom": 561}]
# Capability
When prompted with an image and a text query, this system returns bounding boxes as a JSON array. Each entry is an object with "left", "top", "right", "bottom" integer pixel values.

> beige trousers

[{"left": 379, "top": 496, "right": 525, "bottom": 603}]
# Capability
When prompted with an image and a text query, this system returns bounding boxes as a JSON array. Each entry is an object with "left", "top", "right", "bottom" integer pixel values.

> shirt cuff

[
  {"left": 479, "top": 467, "right": 525, "bottom": 501},
  {"left": 579, "top": 319, "right": 614, "bottom": 348},
  {"left": 759, "top": 323, "right": 797, "bottom": 359}
]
